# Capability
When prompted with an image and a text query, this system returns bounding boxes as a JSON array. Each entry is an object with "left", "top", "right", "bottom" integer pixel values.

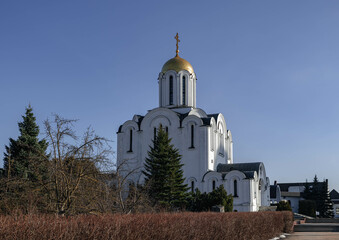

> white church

[{"left": 117, "top": 34, "right": 270, "bottom": 212}]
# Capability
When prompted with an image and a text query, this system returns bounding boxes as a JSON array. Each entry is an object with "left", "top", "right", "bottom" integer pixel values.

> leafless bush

[{"left": 0, "top": 211, "right": 293, "bottom": 240}]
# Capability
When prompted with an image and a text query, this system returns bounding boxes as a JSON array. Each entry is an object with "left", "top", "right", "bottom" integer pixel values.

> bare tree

[{"left": 44, "top": 115, "right": 112, "bottom": 215}]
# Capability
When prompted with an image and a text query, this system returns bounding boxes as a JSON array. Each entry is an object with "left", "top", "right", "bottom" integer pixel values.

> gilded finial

[{"left": 175, "top": 33, "right": 180, "bottom": 57}]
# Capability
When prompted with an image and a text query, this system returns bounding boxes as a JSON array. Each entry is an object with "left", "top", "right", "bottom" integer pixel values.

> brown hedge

[{"left": 0, "top": 211, "right": 293, "bottom": 240}]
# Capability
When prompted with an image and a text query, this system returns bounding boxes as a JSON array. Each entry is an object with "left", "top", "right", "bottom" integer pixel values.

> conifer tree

[
  {"left": 3, "top": 105, "right": 48, "bottom": 181},
  {"left": 143, "top": 127, "right": 189, "bottom": 209},
  {"left": 303, "top": 175, "right": 334, "bottom": 218},
  {"left": 320, "top": 180, "right": 334, "bottom": 218}
]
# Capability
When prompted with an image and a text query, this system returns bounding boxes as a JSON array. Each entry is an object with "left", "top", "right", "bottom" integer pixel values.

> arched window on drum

[
  {"left": 218, "top": 123, "right": 224, "bottom": 156},
  {"left": 169, "top": 76, "right": 173, "bottom": 105}
]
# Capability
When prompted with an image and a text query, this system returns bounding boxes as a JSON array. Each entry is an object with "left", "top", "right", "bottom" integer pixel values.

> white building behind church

[{"left": 117, "top": 35, "right": 270, "bottom": 212}]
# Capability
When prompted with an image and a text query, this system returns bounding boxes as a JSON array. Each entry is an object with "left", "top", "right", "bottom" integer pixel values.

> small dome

[{"left": 161, "top": 56, "right": 194, "bottom": 74}]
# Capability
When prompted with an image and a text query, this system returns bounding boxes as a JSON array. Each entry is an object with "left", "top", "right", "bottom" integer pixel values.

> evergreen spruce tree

[
  {"left": 143, "top": 127, "right": 189, "bottom": 209},
  {"left": 303, "top": 180, "right": 311, "bottom": 199},
  {"left": 3, "top": 105, "right": 48, "bottom": 181},
  {"left": 303, "top": 175, "right": 334, "bottom": 218},
  {"left": 320, "top": 180, "right": 334, "bottom": 218}
]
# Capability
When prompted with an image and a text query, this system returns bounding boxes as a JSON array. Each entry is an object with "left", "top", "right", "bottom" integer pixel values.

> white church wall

[
  {"left": 215, "top": 114, "right": 231, "bottom": 166},
  {"left": 262, "top": 177, "right": 271, "bottom": 206},
  {"left": 224, "top": 170, "right": 252, "bottom": 212},
  {"left": 251, "top": 178, "right": 259, "bottom": 212},
  {"left": 181, "top": 115, "right": 207, "bottom": 181},
  {"left": 226, "top": 130, "right": 233, "bottom": 164},
  {"left": 203, "top": 171, "right": 222, "bottom": 193}
]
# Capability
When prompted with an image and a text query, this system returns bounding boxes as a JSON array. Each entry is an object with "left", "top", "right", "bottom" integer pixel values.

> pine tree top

[{"left": 18, "top": 105, "right": 40, "bottom": 139}]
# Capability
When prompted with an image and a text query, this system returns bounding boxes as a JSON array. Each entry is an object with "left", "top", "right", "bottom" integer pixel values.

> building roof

[
  {"left": 217, "top": 162, "right": 263, "bottom": 180},
  {"left": 207, "top": 114, "right": 219, "bottom": 122},
  {"left": 278, "top": 182, "right": 306, "bottom": 192},
  {"left": 277, "top": 181, "right": 327, "bottom": 192},
  {"left": 161, "top": 56, "right": 194, "bottom": 74},
  {"left": 217, "top": 162, "right": 262, "bottom": 173},
  {"left": 330, "top": 189, "right": 339, "bottom": 200},
  {"left": 201, "top": 117, "right": 212, "bottom": 126}
]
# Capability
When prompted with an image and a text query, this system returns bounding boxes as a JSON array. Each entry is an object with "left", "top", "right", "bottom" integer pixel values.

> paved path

[{"left": 287, "top": 232, "right": 339, "bottom": 239}]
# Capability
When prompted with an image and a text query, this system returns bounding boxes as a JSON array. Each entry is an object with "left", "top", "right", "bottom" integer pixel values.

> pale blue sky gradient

[{"left": 1, "top": 1, "right": 339, "bottom": 190}]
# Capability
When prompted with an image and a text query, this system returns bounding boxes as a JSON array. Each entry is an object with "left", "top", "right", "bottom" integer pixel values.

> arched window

[
  {"left": 210, "top": 125, "right": 214, "bottom": 151},
  {"left": 128, "top": 129, "right": 133, "bottom": 152},
  {"left": 219, "top": 133, "right": 224, "bottom": 155},
  {"left": 169, "top": 76, "right": 173, "bottom": 105},
  {"left": 153, "top": 127, "right": 157, "bottom": 140},
  {"left": 191, "top": 181, "right": 195, "bottom": 192},
  {"left": 234, "top": 180, "right": 238, "bottom": 197},
  {"left": 218, "top": 124, "right": 224, "bottom": 156},
  {"left": 165, "top": 126, "right": 168, "bottom": 134},
  {"left": 212, "top": 180, "right": 216, "bottom": 190},
  {"left": 182, "top": 76, "right": 186, "bottom": 105},
  {"left": 190, "top": 125, "right": 194, "bottom": 148}
]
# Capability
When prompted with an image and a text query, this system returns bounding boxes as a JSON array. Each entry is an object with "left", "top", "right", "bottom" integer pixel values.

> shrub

[
  {"left": 0, "top": 211, "right": 293, "bottom": 240},
  {"left": 276, "top": 201, "right": 292, "bottom": 211},
  {"left": 188, "top": 185, "right": 233, "bottom": 212}
]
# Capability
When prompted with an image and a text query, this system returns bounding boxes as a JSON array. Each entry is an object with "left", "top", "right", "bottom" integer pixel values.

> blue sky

[{"left": 1, "top": 1, "right": 339, "bottom": 191}]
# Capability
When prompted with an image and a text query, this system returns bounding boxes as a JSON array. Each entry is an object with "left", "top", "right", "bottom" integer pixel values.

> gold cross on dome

[{"left": 175, "top": 33, "right": 180, "bottom": 56}]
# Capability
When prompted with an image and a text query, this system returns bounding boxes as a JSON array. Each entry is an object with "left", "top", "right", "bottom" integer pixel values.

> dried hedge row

[{"left": 0, "top": 211, "right": 293, "bottom": 240}]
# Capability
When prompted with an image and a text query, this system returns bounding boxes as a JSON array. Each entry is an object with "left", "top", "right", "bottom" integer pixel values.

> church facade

[{"left": 117, "top": 35, "right": 270, "bottom": 212}]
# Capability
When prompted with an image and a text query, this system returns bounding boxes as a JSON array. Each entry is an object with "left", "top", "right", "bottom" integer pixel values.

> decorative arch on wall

[
  {"left": 182, "top": 115, "right": 203, "bottom": 149},
  {"left": 187, "top": 177, "right": 197, "bottom": 192},
  {"left": 205, "top": 171, "right": 221, "bottom": 191},
  {"left": 188, "top": 108, "right": 208, "bottom": 118},
  {"left": 120, "top": 122, "right": 138, "bottom": 154},
  {"left": 149, "top": 115, "right": 172, "bottom": 128},
  {"left": 120, "top": 120, "right": 138, "bottom": 133},
  {"left": 201, "top": 171, "right": 223, "bottom": 193},
  {"left": 230, "top": 176, "right": 241, "bottom": 197}
]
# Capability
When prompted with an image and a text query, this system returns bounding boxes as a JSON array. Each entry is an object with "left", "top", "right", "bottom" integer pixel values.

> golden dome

[{"left": 161, "top": 56, "right": 194, "bottom": 74}]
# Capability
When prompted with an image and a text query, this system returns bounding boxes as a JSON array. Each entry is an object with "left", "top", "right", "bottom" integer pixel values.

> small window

[
  {"left": 128, "top": 129, "right": 133, "bottom": 152},
  {"left": 169, "top": 76, "right": 173, "bottom": 105},
  {"left": 212, "top": 180, "right": 216, "bottom": 190},
  {"left": 190, "top": 125, "right": 194, "bottom": 148},
  {"left": 234, "top": 180, "right": 238, "bottom": 197},
  {"left": 191, "top": 181, "right": 195, "bottom": 192},
  {"left": 153, "top": 127, "right": 157, "bottom": 140},
  {"left": 182, "top": 76, "right": 186, "bottom": 105},
  {"left": 165, "top": 126, "right": 168, "bottom": 134}
]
